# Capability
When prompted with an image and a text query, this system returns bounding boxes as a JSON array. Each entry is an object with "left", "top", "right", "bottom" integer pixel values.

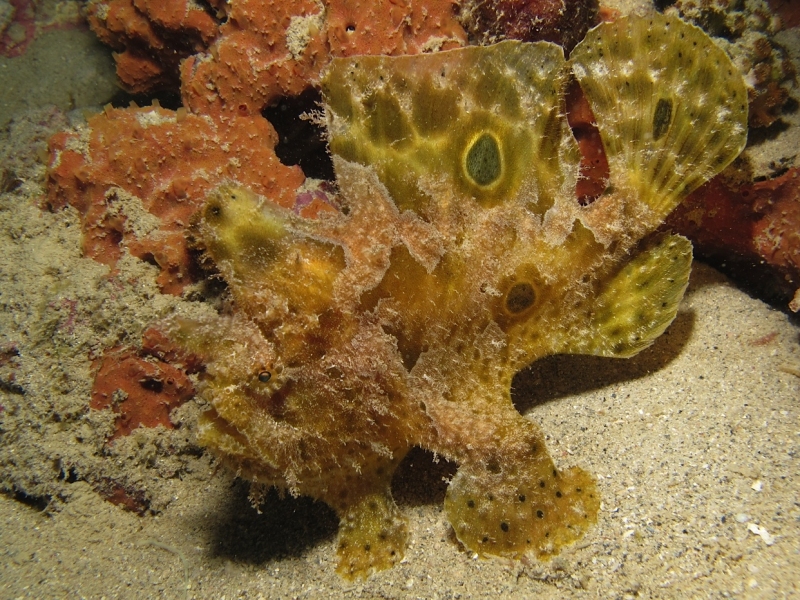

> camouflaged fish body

[{"left": 167, "top": 14, "right": 747, "bottom": 578}]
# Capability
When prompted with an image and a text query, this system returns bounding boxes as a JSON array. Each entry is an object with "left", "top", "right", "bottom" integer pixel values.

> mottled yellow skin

[{"left": 167, "top": 14, "right": 747, "bottom": 578}]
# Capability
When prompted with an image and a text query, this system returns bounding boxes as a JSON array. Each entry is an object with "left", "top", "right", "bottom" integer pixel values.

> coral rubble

[
  {"left": 163, "top": 13, "right": 747, "bottom": 578},
  {"left": 0, "top": 0, "right": 85, "bottom": 58},
  {"left": 667, "top": 0, "right": 795, "bottom": 129}
]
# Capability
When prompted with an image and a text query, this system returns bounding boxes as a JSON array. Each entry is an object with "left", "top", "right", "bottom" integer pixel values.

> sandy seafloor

[{"left": 1, "top": 5, "right": 799, "bottom": 600}]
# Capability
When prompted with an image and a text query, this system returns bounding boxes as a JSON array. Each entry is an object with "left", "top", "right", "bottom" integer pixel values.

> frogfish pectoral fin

[
  {"left": 443, "top": 420, "right": 599, "bottom": 559},
  {"left": 557, "top": 233, "right": 693, "bottom": 358},
  {"left": 335, "top": 487, "right": 409, "bottom": 579}
]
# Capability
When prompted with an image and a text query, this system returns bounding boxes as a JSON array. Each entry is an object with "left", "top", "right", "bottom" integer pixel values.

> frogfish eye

[
  {"left": 258, "top": 371, "right": 272, "bottom": 383},
  {"left": 205, "top": 201, "right": 223, "bottom": 221}
]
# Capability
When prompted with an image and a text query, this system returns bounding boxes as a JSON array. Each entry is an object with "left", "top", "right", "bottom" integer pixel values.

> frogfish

[{"left": 166, "top": 13, "right": 747, "bottom": 578}]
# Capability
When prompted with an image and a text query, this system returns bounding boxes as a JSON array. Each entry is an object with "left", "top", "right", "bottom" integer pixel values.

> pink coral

[
  {"left": 667, "top": 168, "right": 800, "bottom": 311},
  {"left": 47, "top": 104, "right": 304, "bottom": 294}
]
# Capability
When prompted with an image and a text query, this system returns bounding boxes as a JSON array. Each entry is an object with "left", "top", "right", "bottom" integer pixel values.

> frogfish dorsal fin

[
  {"left": 570, "top": 13, "right": 748, "bottom": 228},
  {"left": 323, "top": 41, "right": 578, "bottom": 218}
]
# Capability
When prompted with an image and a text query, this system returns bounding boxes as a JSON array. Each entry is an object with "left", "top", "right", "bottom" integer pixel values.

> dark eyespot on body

[
  {"left": 465, "top": 132, "right": 502, "bottom": 187},
  {"left": 505, "top": 282, "right": 536, "bottom": 314}
]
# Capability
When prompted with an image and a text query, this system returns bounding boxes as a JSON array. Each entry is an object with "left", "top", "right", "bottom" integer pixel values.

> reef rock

[
  {"left": 47, "top": 105, "right": 304, "bottom": 295},
  {"left": 668, "top": 167, "right": 800, "bottom": 310},
  {"left": 457, "top": 0, "right": 599, "bottom": 52},
  {"left": 165, "top": 13, "right": 747, "bottom": 578},
  {"left": 87, "top": 0, "right": 221, "bottom": 93}
]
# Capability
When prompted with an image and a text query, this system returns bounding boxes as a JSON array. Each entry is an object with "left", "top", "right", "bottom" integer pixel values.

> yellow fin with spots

[
  {"left": 336, "top": 490, "right": 408, "bottom": 579},
  {"left": 568, "top": 233, "right": 692, "bottom": 358},
  {"left": 570, "top": 13, "right": 748, "bottom": 225},
  {"left": 444, "top": 419, "right": 599, "bottom": 559},
  {"left": 323, "top": 41, "right": 579, "bottom": 216}
]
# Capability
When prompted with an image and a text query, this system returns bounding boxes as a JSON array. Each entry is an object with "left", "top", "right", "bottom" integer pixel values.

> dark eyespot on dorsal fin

[{"left": 570, "top": 13, "right": 747, "bottom": 227}]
